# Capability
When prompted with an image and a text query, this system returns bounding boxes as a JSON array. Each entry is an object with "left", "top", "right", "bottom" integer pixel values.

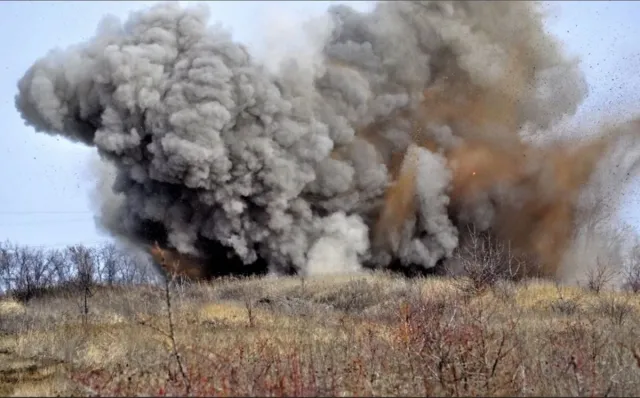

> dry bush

[
  {"left": 7, "top": 271, "right": 640, "bottom": 397},
  {"left": 447, "top": 228, "right": 533, "bottom": 297},
  {"left": 624, "top": 264, "right": 640, "bottom": 293},
  {"left": 491, "top": 280, "right": 519, "bottom": 305},
  {"left": 550, "top": 298, "right": 581, "bottom": 316},
  {"left": 209, "top": 276, "right": 277, "bottom": 310},
  {"left": 532, "top": 318, "right": 636, "bottom": 396},
  {"left": 69, "top": 290, "right": 526, "bottom": 397},
  {"left": 137, "top": 250, "right": 191, "bottom": 395},
  {"left": 595, "top": 295, "right": 634, "bottom": 326},
  {"left": 623, "top": 245, "right": 640, "bottom": 293},
  {"left": 312, "top": 277, "right": 414, "bottom": 314},
  {"left": 585, "top": 260, "right": 619, "bottom": 294},
  {"left": 548, "top": 282, "right": 583, "bottom": 316},
  {"left": 314, "top": 278, "right": 382, "bottom": 312}
]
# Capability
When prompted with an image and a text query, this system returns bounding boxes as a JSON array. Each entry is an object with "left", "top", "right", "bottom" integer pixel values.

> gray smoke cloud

[{"left": 17, "top": 1, "right": 628, "bottom": 278}]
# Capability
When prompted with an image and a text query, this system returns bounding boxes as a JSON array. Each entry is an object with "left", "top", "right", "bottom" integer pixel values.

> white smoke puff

[
  {"left": 395, "top": 145, "right": 458, "bottom": 268},
  {"left": 87, "top": 154, "right": 128, "bottom": 238},
  {"left": 255, "top": 5, "right": 336, "bottom": 87},
  {"left": 305, "top": 212, "right": 369, "bottom": 276},
  {"left": 414, "top": 147, "right": 458, "bottom": 255},
  {"left": 306, "top": 158, "right": 355, "bottom": 197},
  {"left": 456, "top": 192, "right": 495, "bottom": 232}
]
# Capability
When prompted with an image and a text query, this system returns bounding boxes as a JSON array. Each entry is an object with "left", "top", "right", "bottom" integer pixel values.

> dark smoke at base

[
  {"left": 15, "top": 1, "right": 640, "bottom": 281},
  {"left": 140, "top": 219, "right": 269, "bottom": 278}
]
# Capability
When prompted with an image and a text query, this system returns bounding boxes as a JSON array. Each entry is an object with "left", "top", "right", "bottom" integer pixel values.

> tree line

[{"left": 0, "top": 241, "right": 160, "bottom": 300}]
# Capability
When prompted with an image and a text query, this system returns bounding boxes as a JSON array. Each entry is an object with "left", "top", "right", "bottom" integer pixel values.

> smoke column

[{"left": 14, "top": 1, "right": 640, "bottom": 279}]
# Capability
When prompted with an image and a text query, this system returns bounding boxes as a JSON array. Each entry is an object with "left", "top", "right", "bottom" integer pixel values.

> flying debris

[{"left": 15, "top": 1, "right": 640, "bottom": 280}]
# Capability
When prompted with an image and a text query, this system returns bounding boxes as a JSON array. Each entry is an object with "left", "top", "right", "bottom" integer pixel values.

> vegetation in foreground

[{"left": 2, "top": 269, "right": 640, "bottom": 397}]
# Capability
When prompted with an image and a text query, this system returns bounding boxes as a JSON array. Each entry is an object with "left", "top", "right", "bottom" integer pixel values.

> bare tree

[
  {"left": 0, "top": 241, "right": 13, "bottom": 293},
  {"left": 624, "top": 242, "right": 640, "bottom": 293},
  {"left": 46, "top": 248, "right": 72, "bottom": 286},
  {"left": 624, "top": 264, "right": 640, "bottom": 293},
  {"left": 28, "top": 248, "right": 54, "bottom": 291},
  {"left": 146, "top": 243, "right": 191, "bottom": 393},
  {"left": 67, "top": 245, "right": 96, "bottom": 286},
  {"left": 449, "top": 227, "right": 528, "bottom": 294},
  {"left": 98, "top": 243, "right": 120, "bottom": 285},
  {"left": 10, "top": 245, "right": 57, "bottom": 300},
  {"left": 13, "top": 245, "right": 35, "bottom": 297},
  {"left": 119, "top": 249, "right": 158, "bottom": 285},
  {"left": 0, "top": 240, "right": 160, "bottom": 299},
  {"left": 67, "top": 245, "right": 97, "bottom": 323},
  {"left": 585, "top": 258, "right": 619, "bottom": 294}
]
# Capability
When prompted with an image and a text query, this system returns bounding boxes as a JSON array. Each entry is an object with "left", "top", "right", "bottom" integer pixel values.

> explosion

[{"left": 14, "top": 1, "right": 640, "bottom": 280}]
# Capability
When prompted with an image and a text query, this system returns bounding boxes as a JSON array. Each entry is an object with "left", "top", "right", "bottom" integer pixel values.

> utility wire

[
  {"left": 0, "top": 210, "right": 93, "bottom": 215},
  {"left": 0, "top": 218, "right": 96, "bottom": 227},
  {"left": 1, "top": 240, "right": 114, "bottom": 251},
  {"left": 34, "top": 240, "right": 113, "bottom": 248}
]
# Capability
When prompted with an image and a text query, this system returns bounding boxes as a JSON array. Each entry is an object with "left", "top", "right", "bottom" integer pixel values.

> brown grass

[{"left": 2, "top": 273, "right": 640, "bottom": 396}]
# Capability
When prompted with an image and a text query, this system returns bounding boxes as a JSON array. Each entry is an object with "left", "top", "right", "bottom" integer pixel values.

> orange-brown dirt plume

[{"left": 367, "top": 44, "right": 627, "bottom": 278}]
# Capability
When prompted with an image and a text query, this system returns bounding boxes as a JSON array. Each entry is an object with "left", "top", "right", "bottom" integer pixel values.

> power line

[
  {"left": 0, "top": 210, "right": 94, "bottom": 215},
  {"left": 1, "top": 240, "right": 115, "bottom": 251},
  {"left": 34, "top": 240, "right": 114, "bottom": 248},
  {"left": 0, "top": 218, "right": 96, "bottom": 227}
]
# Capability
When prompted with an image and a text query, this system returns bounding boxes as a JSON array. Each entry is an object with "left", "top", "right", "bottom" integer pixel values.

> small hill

[{"left": 1, "top": 273, "right": 640, "bottom": 396}]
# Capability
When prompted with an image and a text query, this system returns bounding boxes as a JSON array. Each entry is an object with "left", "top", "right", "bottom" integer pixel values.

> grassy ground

[{"left": 1, "top": 272, "right": 640, "bottom": 396}]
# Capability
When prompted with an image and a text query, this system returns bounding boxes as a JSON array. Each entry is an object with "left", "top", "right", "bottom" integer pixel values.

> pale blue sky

[{"left": 0, "top": 1, "right": 639, "bottom": 248}]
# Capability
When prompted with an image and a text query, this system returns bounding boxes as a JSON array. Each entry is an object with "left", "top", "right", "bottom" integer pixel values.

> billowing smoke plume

[{"left": 15, "top": 1, "right": 640, "bottom": 279}]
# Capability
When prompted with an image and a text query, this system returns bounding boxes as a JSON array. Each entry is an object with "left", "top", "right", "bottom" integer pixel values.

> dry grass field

[{"left": 2, "top": 272, "right": 640, "bottom": 396}]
